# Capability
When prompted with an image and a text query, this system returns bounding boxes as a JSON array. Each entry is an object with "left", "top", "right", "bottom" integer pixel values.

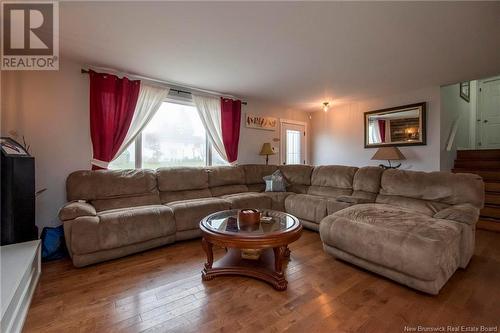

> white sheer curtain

[
  {"left": 369, "top": 120, "right": 381, "bottom": 144},
  {"left": 192, "top": 94, "right": 229, "bottom": 162},
  {"left": 114, "top": 83, "right": 170, "bottom": 160}
]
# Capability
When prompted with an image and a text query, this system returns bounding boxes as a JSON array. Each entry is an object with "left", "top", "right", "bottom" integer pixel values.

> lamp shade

[
  {"left": 259, "top": 143, "right": 275, "bottom": 155},
  {"left": 371, "top": 147, "right": 406, "bottom": 161}
]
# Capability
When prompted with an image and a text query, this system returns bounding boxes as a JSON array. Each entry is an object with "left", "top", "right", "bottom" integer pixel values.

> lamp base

[{"left": 379, "top": 162, "right": 401, "bottom": 170}]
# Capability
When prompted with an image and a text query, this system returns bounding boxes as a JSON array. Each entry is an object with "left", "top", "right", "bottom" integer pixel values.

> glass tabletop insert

[{"left": 204, "top": 209, "right": 298, "bottom": 235}]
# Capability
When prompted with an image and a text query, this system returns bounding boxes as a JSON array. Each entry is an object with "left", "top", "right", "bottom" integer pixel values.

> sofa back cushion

[
  {"left": 66, "top": 169, "right": 160, "bottom": 211},
  {"left": 352, "top": 166, "right": 384, "bottom": 200},
  {"left": 241, "top": 164, "right": 278, "bottom": 192},
  {"left": 156, "top": 167, "right": 211, "bottom": 203},
  {"left": 278, "top": 165, "right": 314, "bottom": 193},
  {"left": 242, "top": 164, "right": 278, "bottom": 185},
  {"left": 377, "top": 169, "right": 484, "bottom": 214},
  {"left": 307, "top": 165, "right": 357, "bottom": 198},
  {"left": 207, "top": 166, "right": 248, "bottom": 196},
  {"left": 375, "top": 194, "right": 450, "bottom": 216}
]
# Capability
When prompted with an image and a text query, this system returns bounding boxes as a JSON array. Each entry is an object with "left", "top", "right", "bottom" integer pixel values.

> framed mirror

[{"left": 364, "top": 102, "right": 426, "bottom": 148}]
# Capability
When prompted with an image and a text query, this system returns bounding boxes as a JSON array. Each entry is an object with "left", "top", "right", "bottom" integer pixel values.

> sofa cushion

[
  {"left": 157, "top": 167, "right": 208, "bottom": 191},
  {"left": 350, "top": 191, "right": 377, "bottom": 202},
  {"left": 210, "top": 184, "right": 249, "bottom": 197},
  {"left": 70, "top": 205, "right": 175, "bottom": 255},
  {"left": 380, "top": 169, "right": 484, "bottom": 208},
  {"left": 286, "top": 184, "right": 310, "bottom": 194},
  {"left": 285, "top": 194, "right": 328, "bottom": 223},
  {"left": 91, "top": 194, "right": 161, "bottom": 212},
  {"left": 167, "top": 198, "right": 231, "bottom": 232},
  {"left": 160, "top": 189, "right": 212, "bottom": 204},
  {"left": 307, "top": 165, "right": 357, "bottom": 198},
  {"left": 66, "top": 169, "right": 158, "bottom": 201},
  {"left": 336, "top": 195, "right": 373, "bottom": 205},
  {"left": 241, "top": 164, "right": 278, "bottom": 185},
  {"left": 326, "top": 200, "right": 352, "bottom": 215},
  {"left": 157, "top": 167, "right": 212, "bottom": 204},
  {"left": 247, "top": 184, "right": 265, "bottom": 192},
  {"left": 279, "top": 165, "right": 314, "bottom": 186},
  {"left": 219, "top": 192, "right": 272, "bottom": 209},
  {"left": 320, "top": 204, "right": 461, "bottom": 281},
  {"left": 310, "top": 165, "right": 358, "bottom": 188},
  {"left": 434, "top": 204, "right": 480, "bottom": 226},
  {"left": 207, "top": 166, "right": 248, "bottom": 196},
  {"left": 67, "top": 169, "right": 160, "bottom": 212},
  {"left": 262, "top": 192, "right": 295, "bottom": 211},
  {"left": 59, "top": 201, "right": 96, "bottom": 221},
  {"left": 376, "top": 194, "right": 450, "bottom": 216},
  {"left": 207, "top": 166, "right": 245, "bottom": 187},
  {"left": 307, "top": 186, "right": 352, "bottom": 198},
  {"left": 353, "top": 166, "right": 384, "bottom": 194}
]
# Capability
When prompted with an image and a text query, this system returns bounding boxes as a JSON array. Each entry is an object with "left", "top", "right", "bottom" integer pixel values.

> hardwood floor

[{"left": 24, "top": 230, "right": 500, "bottom": 333}]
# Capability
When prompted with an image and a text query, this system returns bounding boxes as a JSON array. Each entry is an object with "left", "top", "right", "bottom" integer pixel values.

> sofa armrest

[
  {"left": 336, "top": 195, "right": 374, "bottom": 204},
  {"left": 59, "top": 201, "right": 97, "bottom": 221},
  {"left": 433, "top": 203, "right": 480, "bottom": 225}
]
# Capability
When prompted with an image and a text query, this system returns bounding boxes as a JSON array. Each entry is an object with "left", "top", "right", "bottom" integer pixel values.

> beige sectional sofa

[{"left": 60, "top": 164, "right": 484, "bottom": 294}]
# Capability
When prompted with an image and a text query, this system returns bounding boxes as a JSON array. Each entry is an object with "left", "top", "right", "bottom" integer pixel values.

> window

[
  {"left": 110, "top": 139, "right": 136, "bottom": 169},
  {"left": 286, "top": 129, "right": 301, "bottom": 165},
  {"left": 110, "top": 101, "right": 228, "bottom": 169}
]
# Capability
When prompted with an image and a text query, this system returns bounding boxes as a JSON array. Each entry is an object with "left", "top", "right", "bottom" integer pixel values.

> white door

[
  {"left": 281, "top": 121, "right": 306, "bottom": 165},
  {"left": 478, "top": 77, "right": 500, "bottom": 148}
]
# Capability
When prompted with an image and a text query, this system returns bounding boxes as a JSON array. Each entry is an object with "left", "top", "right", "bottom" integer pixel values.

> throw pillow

[{"left": 263, "top": 170, "right": 287, "bottom": 192}]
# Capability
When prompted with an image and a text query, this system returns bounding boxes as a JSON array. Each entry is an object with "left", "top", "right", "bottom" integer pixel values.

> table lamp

[
  {"left": 259, "top": 143, "right": 275, "bottom": 165},
  {"left": 371, "top": 146, "right": 406, "bottom": 169}
]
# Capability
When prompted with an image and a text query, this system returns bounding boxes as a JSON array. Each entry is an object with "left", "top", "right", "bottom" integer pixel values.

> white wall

[
  {"left": 440, "top": 81, "right": 478, "bottom": 171},
  {"left": 1, "top": 60, "right": 92, "bottom": 230},
  {"left": 311, "top": 87, "right": 441, "bottom": 171},
  {"left": 1, "top": 59, "right": 309, "bottom": 231},
  {"left": 238, "top": 101, "right": 309, "bottom": 166}
]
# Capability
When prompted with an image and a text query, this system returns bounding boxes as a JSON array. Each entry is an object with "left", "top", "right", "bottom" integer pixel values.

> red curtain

[
  {"left": 221, "top": 97, "right": 242, "bottom": 163},
  {"left": 378, "top": 120, "right": 386, "bottom": 143},
  {"left": 89, "top": 70, "right": 140, "bottom": 170}
]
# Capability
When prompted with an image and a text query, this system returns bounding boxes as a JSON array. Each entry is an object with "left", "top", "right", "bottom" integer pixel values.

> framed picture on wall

[
  {"left": 460, "top": 81, "right": 470, "bottom": 102},
  {"left": 245, "top": 114, "right": 277, "bottom": 131}
]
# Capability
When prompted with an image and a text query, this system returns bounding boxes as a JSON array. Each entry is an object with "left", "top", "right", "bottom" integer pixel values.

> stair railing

[{"left": 446, "top": 116, "right": 461, "bottom": 152}]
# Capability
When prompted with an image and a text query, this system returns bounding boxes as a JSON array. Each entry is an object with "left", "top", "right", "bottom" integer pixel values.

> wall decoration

[
  {"left": 245, "top": 114, "right": 277, "bottom": 131},
  {"left": 460, "top": 81, "right": 470, "bottom": 102},
  {"left": 364, "top": 102, "right": 426, "bottom": 148}
]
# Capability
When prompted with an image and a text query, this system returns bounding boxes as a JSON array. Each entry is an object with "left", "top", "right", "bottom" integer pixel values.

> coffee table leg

[
  {"left": 284, "top": 245, "right": 291, "bottom": 258},
  {"left": 272, "top": 246, "right": 288, "bottom": 290},
  {"left": 201, "top": 237, "right": 214, "bottom": 281},
  {"left": 273, "top": 247, "right": 285, "bottom": 275}
]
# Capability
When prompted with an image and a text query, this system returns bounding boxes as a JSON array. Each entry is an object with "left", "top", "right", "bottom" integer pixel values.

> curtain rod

[{"left": 80, "top": 68, "right": 247, "bottom": 105}]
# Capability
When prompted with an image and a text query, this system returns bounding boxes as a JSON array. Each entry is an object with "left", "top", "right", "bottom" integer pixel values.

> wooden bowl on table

[{"left": 237, "top": 209, "right": 261, "bottom": 232}]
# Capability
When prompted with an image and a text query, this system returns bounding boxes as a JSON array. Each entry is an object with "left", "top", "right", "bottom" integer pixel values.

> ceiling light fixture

[{"left": 322, "top": 102, "right": 330, "bottom": 112}]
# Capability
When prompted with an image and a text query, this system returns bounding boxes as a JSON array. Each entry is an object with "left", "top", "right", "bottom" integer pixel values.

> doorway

[
  {"left": 280, "top": 120, "right": 307, "bottom": 165},
  {"left": 478, "top": 76, "right": 500, "bottom": 149}
]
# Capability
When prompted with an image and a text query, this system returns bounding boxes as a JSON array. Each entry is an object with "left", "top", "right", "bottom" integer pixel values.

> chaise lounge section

[
  {"left": 59, "top": 164, "right": 483, "bottom": 294},
  {"left": 319, "top": 169, "right": 484, "bottom": 294}
]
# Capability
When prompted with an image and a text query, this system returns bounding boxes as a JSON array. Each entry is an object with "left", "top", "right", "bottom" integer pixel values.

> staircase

[{"left": 453, "top": 149, "right": 500, "bottom": 231}]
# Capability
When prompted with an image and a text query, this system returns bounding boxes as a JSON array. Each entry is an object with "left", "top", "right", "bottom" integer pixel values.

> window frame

[{"left": 115, "top": 98, "right": 225, "bottom": 169}]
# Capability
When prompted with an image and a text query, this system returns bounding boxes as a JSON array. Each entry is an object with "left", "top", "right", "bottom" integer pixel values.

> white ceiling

[{"left": 60, "top": 1, "right": 500, "bottom": 111}]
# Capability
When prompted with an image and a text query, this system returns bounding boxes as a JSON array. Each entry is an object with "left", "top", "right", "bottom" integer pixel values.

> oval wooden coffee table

[{"left": 200, "top": 209, "right": 302, "bottom": 291}]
